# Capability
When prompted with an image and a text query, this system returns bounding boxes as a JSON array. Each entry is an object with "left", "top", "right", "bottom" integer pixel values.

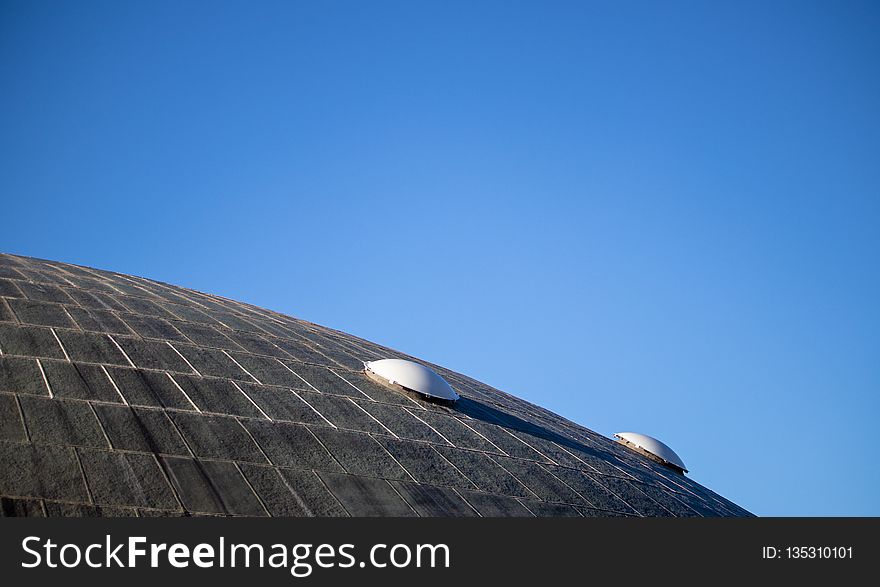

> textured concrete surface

[{"left": 0, "top": 253, "right": 752, "bottom": 517}]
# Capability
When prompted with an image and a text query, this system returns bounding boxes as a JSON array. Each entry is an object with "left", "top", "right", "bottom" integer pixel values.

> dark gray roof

[{"left": 0, "top": 253, "right": 752, "bottom": 517}]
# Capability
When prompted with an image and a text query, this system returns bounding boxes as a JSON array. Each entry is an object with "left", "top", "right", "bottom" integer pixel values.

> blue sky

[{"left": 2, "top": 1, "right": 878, "bottom": 516}]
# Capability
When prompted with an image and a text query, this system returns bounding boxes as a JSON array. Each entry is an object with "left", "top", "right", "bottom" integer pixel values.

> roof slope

[{"left": 0, "top": 253, "right": 752, "bottom": 517}]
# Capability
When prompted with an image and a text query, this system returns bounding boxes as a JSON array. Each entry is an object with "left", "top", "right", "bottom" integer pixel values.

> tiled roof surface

[{"left": 0, "top": 253, "right": 752, "bottom": 517}]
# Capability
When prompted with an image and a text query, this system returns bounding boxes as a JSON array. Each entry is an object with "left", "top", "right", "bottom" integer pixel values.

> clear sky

[{"left": 2, "top": 1, "right": 878, "bottom": 516}]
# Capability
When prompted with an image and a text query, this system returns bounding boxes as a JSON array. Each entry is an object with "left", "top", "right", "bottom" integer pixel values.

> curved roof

[{"left": 0, "top": 253, "right": 751, "bottom": 517}]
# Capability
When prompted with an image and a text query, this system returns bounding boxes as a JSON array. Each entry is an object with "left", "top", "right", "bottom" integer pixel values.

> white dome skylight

[
  {"left": 364, "top": 359, "right": 460, "bottom": 402},
  {"left": 613, "top": 432, "right": 688, "bottom": 473}
]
